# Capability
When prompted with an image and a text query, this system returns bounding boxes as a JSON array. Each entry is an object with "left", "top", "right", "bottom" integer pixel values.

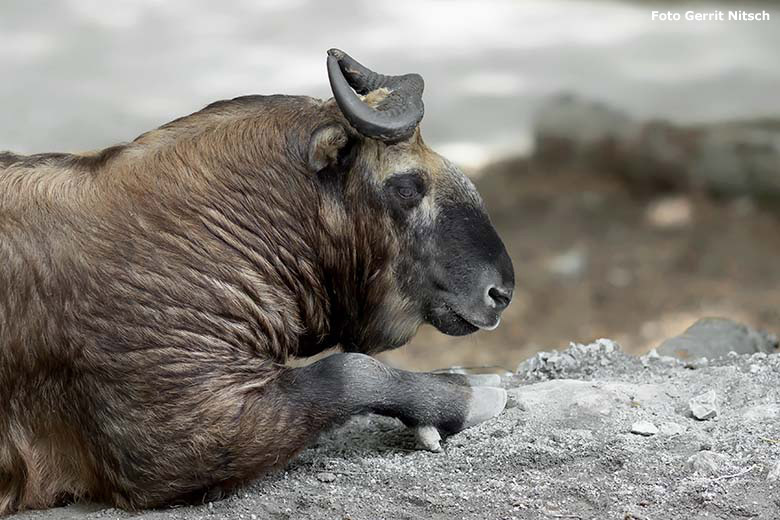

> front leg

[{"left": 279, "top": 353, "right": 507, "bottom": 451}]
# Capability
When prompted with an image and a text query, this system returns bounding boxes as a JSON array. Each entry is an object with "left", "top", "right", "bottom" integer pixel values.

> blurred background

[{"left": 2, "top": 1, "right": 778, "bottom": 370}]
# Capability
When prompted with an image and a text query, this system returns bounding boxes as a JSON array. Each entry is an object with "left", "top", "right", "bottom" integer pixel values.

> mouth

[
  {"left": 447, "top": 303, "right": 501, "bottom": 331},
  {"left": 427, "top": 298, "right": 501, "bottom": 336}
]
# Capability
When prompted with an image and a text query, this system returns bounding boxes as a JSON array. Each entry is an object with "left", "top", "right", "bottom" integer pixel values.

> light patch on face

[
  {"left": 434, "top": 157, "right": 484, "bottom": 209},
  {"left": 371, "top": 284, "right": 423, "bottom": 349},
  {"left": 357, "top": 128, "right": 439, "bottom": 184},
  {"left": 414, "top": 193, "right": 439, "bottom": 224}
]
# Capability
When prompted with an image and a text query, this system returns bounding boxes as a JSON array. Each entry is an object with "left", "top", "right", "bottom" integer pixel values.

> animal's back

[
  {"left": 0, "top": 152, "right": 19, "bottom": 169},
  {"left": 0, "top": 151, "right": 93, "bottom": 353},
  {"left": 0, "top": 151, "right": 81, "bottom": 369},
  {"left": 0, "top": 151, "right": 99, "bottom": 513},
  {"left": 0, "top": 93, "right": 347, "bottom": 512},
  {"left": 0, "top": 141, "right": 307, "bottom": 513}
]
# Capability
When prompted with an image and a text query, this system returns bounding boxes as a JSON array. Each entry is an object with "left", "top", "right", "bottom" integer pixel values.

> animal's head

[{"left": 307, "top": 49, "right": 514, "bottom": 346}]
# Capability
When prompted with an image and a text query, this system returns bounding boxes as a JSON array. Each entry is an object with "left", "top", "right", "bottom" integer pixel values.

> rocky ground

[{"left": 15, "top": 329, "right": 780, "bottom": 520}]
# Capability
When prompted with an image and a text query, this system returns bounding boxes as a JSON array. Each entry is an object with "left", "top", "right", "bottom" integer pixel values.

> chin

[{"left": 427, "top": 304, "right": 480, "bottom": 336}]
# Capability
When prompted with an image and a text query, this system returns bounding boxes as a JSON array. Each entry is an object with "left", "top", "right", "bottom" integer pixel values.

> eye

[
  {"left": 385, "top": 172, "right": 427, "bottom": 209},
  {"left": 397, "top": 185, "right": 417, "bottom": 200}
]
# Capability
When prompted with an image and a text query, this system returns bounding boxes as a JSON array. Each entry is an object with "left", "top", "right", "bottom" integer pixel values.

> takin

[{"left": 0, "top": 49, "right": 514, "bottom": 515}]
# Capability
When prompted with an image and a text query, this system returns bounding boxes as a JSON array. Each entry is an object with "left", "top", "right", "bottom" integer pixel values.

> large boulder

[{"left": 657, "top": 317, "right": 778, "bottom": 360}]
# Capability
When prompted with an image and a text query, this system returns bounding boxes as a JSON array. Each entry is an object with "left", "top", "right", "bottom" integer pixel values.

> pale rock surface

[
  {"left": 630, "top": 420, "right": 658, "bottom": 436},
  {"left": 689, "top": 390, "right": 720, "bottom": 421}
]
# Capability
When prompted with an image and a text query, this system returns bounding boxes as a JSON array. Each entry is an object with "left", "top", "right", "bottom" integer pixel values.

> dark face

[{"left": 353, "top": 132, "right": 515, "bottom": 338}]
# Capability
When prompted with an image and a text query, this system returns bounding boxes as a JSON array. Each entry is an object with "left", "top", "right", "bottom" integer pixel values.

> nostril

[{"left": 487, "top": 286, "right": 512, "bottom": 310}]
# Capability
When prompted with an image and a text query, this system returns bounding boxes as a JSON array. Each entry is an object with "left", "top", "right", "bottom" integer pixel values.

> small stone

[
  {"left": 631, "top": 421, "right": 658, "bottom": 436},
  {"left": 316, "top": 472, "right": 337, "bottom": 483},
  {"left": 768, "top": 461, "right": 780, "bottom": 481},
  {"left": 659, "top": 422, "right": 685, "bottom": 436},
  {"left": 685, "top": 451, "right": 735, "bottom": 476},
  {"left": 646, "top": 196, "right": 692, "bottom": 228},
  {"left": 689, "top": 390, "right": 719, "bottom": 420}
]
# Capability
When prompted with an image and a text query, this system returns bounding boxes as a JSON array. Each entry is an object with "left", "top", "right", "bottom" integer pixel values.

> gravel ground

[{"left": 13, "top": 338, "right": 780, "bottom": 520}]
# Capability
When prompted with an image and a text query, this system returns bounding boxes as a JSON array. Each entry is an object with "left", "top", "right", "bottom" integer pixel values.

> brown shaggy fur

[{"left": 0, "top": 94, "right": 443, "bottom": 513}]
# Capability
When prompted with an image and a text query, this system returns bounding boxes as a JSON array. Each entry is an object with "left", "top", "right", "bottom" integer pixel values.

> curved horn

[{"left": 327, "top": 48, "right": 424, "bottom": 143}]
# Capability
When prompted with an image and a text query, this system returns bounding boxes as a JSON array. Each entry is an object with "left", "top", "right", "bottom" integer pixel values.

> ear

[{"left": 307, "top": 124, "right": 349, "bottom": 172}]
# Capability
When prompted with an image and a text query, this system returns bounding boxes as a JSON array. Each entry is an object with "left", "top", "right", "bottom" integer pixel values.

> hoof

[
  {"left": 415, "top": 425, "right": 443, "bottom": 452},
  {"left": 463, "top": 386, "right": 507, "bottom": 429}
]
